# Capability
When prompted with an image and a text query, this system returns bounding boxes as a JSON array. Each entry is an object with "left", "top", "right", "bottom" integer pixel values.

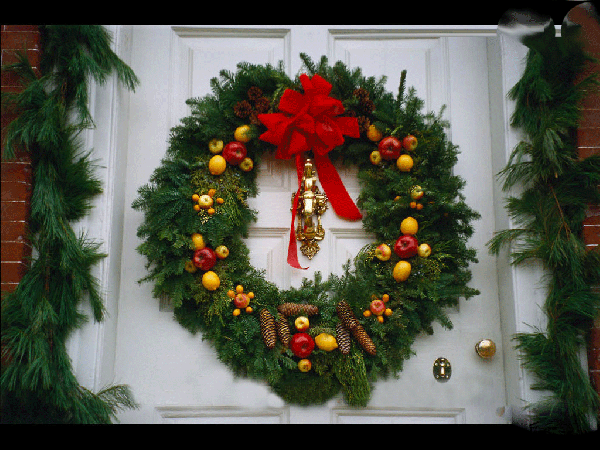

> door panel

[{"left": 115, "top": 25, "right": 507, "bottom": 423}]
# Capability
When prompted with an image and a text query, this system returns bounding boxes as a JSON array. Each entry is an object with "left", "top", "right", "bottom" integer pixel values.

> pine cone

[
  {"left": 352, "top": 325, "right": 376, "bottom": 356},
  {"left": 277, "top": 303, "right": 319, "bottom": 317},
  {"left": 247, "top": 86, "right": 263, "bottom": 100},
  {"left": 254, "top": 97, "right": 270, "bottom": 113},
  {"left": 336, "top": 301, "right": 359, "bottom": 331},
  {"left": 353, "top": 88, "right": 370, "bottom": 102},
  {"left": 357, "top": 116, "right": 371, "bottom": 134},
  {"left": 361, "top": 99, "right": 375, "bottom": 114},
  {"left": 336, "top": 323, "right": 352, "bottom": 355},
  {"left": 260, "top": 309, "right": 277, "bottom": 349},
  {"left": 276, "top": 314, "right": 291, "bottom": 347},
  {"left": 234, "top": 100, "right": 252, "bottom": 118}
]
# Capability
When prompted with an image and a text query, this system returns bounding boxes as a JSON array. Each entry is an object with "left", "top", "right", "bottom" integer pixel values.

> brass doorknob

[{"left": 475, "top": 339, "right": 496, "bottom": 359}]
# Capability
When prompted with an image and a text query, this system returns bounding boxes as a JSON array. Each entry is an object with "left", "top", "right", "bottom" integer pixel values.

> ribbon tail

[
  {"left": 287, "top": 154, "right": 308, "bottom": 270},
  {"left": 313, "top": 154, "right": 362, "bottom": 221}
]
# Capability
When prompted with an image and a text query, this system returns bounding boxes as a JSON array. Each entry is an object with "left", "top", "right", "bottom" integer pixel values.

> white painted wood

[{"left": 73, "top": 25, "right": 545, "bottom": 424}]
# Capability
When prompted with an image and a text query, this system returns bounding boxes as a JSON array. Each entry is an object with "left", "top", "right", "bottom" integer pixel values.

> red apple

[
  {"left": 369, "top": 299, "right": 386, "bottom": 316},
  {"left": 290, "top": 333, "right": 315, "bottom": 358},
  {"left": 375, "top": 243, "right": 392, "bottom": 261},
  {"left": 192, "top": 247, "right": 217, "bottom": 270},
  {"left": 234, "top": 293, "right": 250, "bottom": 309},
  {"left": 222, "top": 141, "right": 247, "bottom": 165},
  {"left": 378, "top": 136, "right": 402, "bottom": 160},
  {"left": 394, "top": 234, "right": 419, "bottom": 259},
  {"left": 403, "top": 135, "right": 418, "bottom": 151}
]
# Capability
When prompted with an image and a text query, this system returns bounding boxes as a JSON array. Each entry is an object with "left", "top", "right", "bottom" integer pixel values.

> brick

[
  {"left": 0, "top": 161, "right": 32, "bottom": 183},
  {"left": 0, "top": 261, "right": 29, "bottom": 283},
  {"left": 577, "top": 127, "right": 600, "bottom": 147},
  {"left": 583, "top": 225, "right": 600, "bottom": 246},
  {"left": 579, "top": 147, "right": 600, "bottom": 159},
  {"left": 0, "top": 241, "right": 31, "bottom": 262},
  {"left": 578, "top": 108, "right": 600, "bottom": 129},
  {"left": 1, "top": 220, "right": 29, "bottom": 242},
  {"left": 0, "top": 31, "right": 40, "bottom": 51},
  {"left": 0, "top": 201, "right": 30, "bottom": 222},
  {"left": 1, "top": 181, "right": 32, "bottom": 202},
  {"left": 2, "top": 25, "right": 39, "bottom": 32}
]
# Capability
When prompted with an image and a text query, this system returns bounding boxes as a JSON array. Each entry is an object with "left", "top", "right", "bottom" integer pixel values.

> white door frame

[{"left": 67, "top": 25, "right": 550, "bottom": 424}]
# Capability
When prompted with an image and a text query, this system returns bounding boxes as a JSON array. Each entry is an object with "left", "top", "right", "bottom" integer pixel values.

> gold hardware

[
  {"left": 292, "top": 159, "right": 328, "bottom": 259},
  {"left": 433, "top": 357, "right": 451, "bottom": 381},
  {"left": 475, "top": 339, "right": 496, "bottom": 359}
]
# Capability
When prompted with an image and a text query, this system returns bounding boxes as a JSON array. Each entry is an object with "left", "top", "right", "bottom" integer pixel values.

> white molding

[
  {"left": 155, "top": 405, "right": 290, "bottom": 424},
  {"left": 331, "top": 406, "right": 466, "bottom": 424}
]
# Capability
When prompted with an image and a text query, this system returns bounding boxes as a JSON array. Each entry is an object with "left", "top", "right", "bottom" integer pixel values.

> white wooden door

[{"left": 113, "top": 25, "right": 507, "bottom": 424}]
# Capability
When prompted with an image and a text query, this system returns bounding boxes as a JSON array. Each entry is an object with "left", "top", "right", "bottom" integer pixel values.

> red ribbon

[{"left": 258, "top": 74, "right": 362, "bottom": 269}]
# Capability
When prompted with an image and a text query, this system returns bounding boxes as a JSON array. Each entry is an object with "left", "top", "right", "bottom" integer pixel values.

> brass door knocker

[{"left": 292, "top": 159, "right": 328, "bottom": 259}]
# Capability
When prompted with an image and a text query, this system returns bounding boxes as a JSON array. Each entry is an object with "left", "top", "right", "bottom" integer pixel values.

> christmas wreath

[{"left": 133, "top": 54, "right": 480, "bottom": 406}]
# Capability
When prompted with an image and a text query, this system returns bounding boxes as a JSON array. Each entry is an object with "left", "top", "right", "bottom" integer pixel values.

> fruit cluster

[
  {"left": 368, "top": 128, "right": 418, "bottom": 173},
  {"left": 185, "top": 233, "right": 228, "bottom": 291},
  {"left": 228, "top": 284, "right": 254, "bottom": 316},
  {"left": 363, "top": 294, "right": 393, "bottom": 323},
  {"left": 207, "top": 125, "right": 255, "bottom": 176},
  {"left": 192, "top": 188, "right": 224, "bottom": 215}
]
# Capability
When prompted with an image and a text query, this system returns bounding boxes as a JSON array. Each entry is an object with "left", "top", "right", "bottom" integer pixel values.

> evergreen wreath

[{"left": 133, "top": 54, "right": 480, "bottom": 406}]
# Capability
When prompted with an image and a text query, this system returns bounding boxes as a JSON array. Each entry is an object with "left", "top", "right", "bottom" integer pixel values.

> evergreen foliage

[
  {"left": 1, "top": 25, "right": 139, "bottom": 423},
  {"left": 488, "top": 21, "right": 600, "bottom": 434},
  {"left": 133, "top": 53, "right": 480, "bottom": 406}
]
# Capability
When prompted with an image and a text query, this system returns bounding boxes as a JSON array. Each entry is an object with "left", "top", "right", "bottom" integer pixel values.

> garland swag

[
  {"left": 488, "top": 22, "right": 600, "bottom": 433},
  {"left": 133, "top": 53, "right": 480, "bottom": 407},
  {"left": 1, "top": 26, "right": 139, "bottom": 423}
]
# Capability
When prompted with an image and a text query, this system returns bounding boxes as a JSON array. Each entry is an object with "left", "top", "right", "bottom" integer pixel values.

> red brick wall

[
  {"left": 568, "top": 4, "right": 600, "bottom": 409},
  {"left": 1, "top": 25, "right": 40, "bottom": 296}
]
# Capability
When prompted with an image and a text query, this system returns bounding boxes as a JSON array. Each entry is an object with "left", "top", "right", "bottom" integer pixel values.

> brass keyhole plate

[{"left": 433, "top": 357, "right": 451, "bottom": 382}]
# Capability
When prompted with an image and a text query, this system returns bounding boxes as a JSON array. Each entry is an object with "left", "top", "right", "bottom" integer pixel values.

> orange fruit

[
  {"left": 400, "top": 217, "right": 418, "bottom": 235},
  {"left": 202, "top": 271, "right": 220, "bottom": 291},
  {"left": 396, "top": 154, "right": 413, "bottom": 172},
  {"left": 208, "top": 155, "right": 227, "bottom": 175}
]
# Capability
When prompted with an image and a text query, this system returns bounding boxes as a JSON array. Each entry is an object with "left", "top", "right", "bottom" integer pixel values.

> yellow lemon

[
  {"left": 400, "top": 216, "right": 418, "bottom": 235},
  {"left": 208, "top": 155, "right": 226, "bottom": 175},
  {"left": 202, "top": 271, "right": 220, "bottom": 291},
  {"left": 396, "top": 154, "right": 414, "bottom": 172},
  {"left": 393, "top": 261, "right": 411, "bottom": 282},
  {"left": 315, "top": 333, "right": 338, "bottom": 352},
  {"left": 367, "top": 124, "right": 383, "bottom": 142},
  {"left": 191, "top": 233, "right": 205, "bottom": 250},
  {"left": 234, "top": 125, "right": 252, "bottom": 143}
]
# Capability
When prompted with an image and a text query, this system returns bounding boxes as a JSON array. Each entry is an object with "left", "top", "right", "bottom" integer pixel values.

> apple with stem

[
  {"left": 222, "top": 141, "right": 247, "bottom": 165},
  {"left": 394, "top": 234, "right": 419, "bottom": 259},
  {"left": 403, "top": 135, "right": 418, "bottom": 151},
  {"left": 375, "top": 243, "right": 392, "bottom": 261},
  {"left": 290, "top": 333, "right": 315, "bottom": 358},
  {"left": 193, "top": 247, "right": 217, "bottom": 271},
  {"left": 378, "top": 136, "right": 402, "bottom": 160}
]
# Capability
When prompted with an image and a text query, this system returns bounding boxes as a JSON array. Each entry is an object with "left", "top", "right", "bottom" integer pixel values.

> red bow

[{"left": 258, "top": 74, "right": 362, "bottom": 269}]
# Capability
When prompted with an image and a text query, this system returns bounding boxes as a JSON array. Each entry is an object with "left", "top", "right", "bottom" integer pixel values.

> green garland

[
  {"left": 1, "top": 26, "right": 139, "bottom": 423},
  {"left": 133, "top": 54, "right": 480, "bottom": 406},
  {"left": 488, "top": 22, "right": 600, "bottom": 433}
]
